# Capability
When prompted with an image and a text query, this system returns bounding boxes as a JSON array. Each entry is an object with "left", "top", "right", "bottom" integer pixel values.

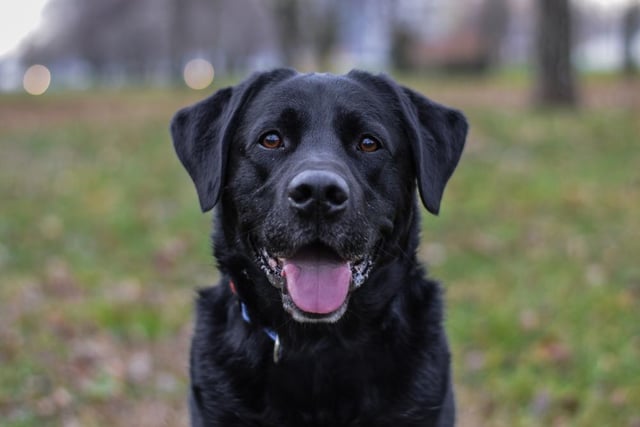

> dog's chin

[
  {"left": 253, "top": 241, "right": 376, "bottom": 323},
  {"left": 282, "top": 293, "right": 350, "bottom": 323}
]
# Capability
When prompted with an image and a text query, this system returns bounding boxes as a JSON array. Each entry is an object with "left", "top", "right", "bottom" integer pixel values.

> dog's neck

[{"left": 229, "top": 278, "right": 283, "bottom": 363}]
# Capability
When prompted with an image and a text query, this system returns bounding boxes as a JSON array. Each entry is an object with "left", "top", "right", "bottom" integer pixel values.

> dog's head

[{"left": 171, "top": 69, "right": 467, "bottom": 323}]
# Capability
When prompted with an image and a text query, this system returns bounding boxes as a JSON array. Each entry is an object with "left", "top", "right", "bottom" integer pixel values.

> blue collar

[
  {"left": 240, "top": 301, "right": 279, "bottom": 343},
  {"left": 232, "top": 279, "right": 282, "bottom": 363}
]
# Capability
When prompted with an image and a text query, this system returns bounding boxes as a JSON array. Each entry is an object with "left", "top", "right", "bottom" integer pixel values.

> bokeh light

[
  {"left": 183, "top": 59, "right": 214, "bottom": 90},
  {"left": 23, "top": 64, "right": 51, "bottom": 95}
]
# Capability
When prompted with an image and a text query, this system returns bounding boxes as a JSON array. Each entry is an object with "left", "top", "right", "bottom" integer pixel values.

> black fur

[{"left": 171, "top": 69, "right": 468, "bottom": 426}]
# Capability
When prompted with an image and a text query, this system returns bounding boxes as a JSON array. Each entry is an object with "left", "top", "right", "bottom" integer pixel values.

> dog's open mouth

[{"left": 255, "top": 242, "right": 375, "bottom": 323}]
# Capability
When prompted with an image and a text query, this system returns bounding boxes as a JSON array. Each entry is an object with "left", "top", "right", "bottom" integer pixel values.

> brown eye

[
  {"left": 358, "top": 136, "right": 381, "bottom": 153},
  {"left": 260, "top": 132, "right": 283, "bottom": 149}
]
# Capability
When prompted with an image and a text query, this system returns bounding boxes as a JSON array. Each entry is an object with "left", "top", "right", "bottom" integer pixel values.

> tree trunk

[
  {"left": 534, "top": 0, "right": 578, "bottom": 107},
  {"left": 272, "top": 0, "right": 301, "bottom": 66},
  {"left": 480, "top": 0, "right": 510, "bottom": 67},
  {"left": 169, "top": 0, "right": 187, "bottom": 83},
  {"left": 622, "top": 3, "right": 640, "bottom": 76}
]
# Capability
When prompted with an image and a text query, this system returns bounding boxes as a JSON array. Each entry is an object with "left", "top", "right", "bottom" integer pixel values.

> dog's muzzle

[{"left": 255, "top": 242, "right": 376, "bottom": 323}]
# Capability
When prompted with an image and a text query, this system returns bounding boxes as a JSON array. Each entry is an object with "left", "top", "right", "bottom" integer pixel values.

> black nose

[{"left": 287, "top": 170, "right": 349, "bottom": 217}]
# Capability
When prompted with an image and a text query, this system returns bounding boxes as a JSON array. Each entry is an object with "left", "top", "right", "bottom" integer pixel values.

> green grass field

[{"left": 1, "top": 75, "right": 639, "bottom": 426}]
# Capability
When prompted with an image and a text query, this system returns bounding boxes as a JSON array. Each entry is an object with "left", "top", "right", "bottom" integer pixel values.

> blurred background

[
  {"left": 1, "top": 0, "right": 640, "bottom": 95},
  {"left": 1, "top": 0, "right": 639, "bottom": 426}
]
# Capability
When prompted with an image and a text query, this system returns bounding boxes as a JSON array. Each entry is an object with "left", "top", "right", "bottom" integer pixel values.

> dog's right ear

[{"left": 170, "top": 68, "right": 296, "bottom": 212}]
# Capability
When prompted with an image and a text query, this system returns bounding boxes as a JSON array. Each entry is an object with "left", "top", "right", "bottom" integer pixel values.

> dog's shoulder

[{"left": 194, "top": 282, "right": 231, "bottom": 327}]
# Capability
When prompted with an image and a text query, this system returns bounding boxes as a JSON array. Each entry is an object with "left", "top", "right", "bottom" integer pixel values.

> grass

[
  {"left": 430, "top": 106, "right": 640, "bottom": 426},
  {"left": 1, "top": 75, "right": 639, "bottom": 426}
]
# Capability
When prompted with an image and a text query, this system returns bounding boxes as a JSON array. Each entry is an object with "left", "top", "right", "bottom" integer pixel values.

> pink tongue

[{"left": 282, "top": 257, "right": 351, "bottom": 314}]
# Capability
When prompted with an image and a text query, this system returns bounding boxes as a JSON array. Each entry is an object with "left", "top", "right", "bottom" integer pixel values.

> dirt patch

[
  {"left": 1, "top": 78, "right": 637, "bottom": 133},
  {"left": 0, "top": 91, "right": 200, "bottom": 131}
]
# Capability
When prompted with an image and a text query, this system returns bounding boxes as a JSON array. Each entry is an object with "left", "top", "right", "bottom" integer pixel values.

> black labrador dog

[{"left": 170, "top": 69, "right": 467, "bottom": 427}]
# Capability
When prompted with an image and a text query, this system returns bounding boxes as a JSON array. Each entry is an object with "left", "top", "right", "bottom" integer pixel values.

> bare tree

[
  {"left": 169, "top": 0, "right": 188, "bottom": 81},
  {"left": 23, "top": 0, "right": 170, "bottom": 81},
  {"left": 479, "top": 0, "right": 510, "bottom": 67},
  {"left": 270, "top": 0, "right": 301, "bottom": 66},
  {"left": 622, "top": 2, "right": 640, "bottom": 75},
  {"left": 534, "top": 0, "right": 578, "bottom": 107},
  {"left": 22, "top": 0, "right": 277, "bottom": 82},
  {"left": 308, "top": 0, "right": 340, "bottom": 69}
]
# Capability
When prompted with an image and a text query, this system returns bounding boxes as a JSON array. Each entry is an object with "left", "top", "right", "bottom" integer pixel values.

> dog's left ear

[
  {"left": 401, "top": 87, "right": 468, "bottom": 215},
  {"left": 170, "top": 68, "right": 297, "bottom": 212},
  {"left": 170, "top": 87, "right": 234, "bottom": 212}
]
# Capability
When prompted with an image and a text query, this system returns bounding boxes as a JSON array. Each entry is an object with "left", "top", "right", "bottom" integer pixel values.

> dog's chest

[{"left": 235, "top": 345, "right": 419, "bottom": 426}]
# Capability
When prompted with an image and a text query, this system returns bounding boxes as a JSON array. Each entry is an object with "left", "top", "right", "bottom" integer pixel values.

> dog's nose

[{"left": 288, "top": 170, "right": 349, "bottom": 217}]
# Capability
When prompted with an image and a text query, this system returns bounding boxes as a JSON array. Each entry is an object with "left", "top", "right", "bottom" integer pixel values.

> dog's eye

[
  {"left": 357, "top": 136, "right": 381, "bottom": 153},
  {"left": 260, "top": 132, "right": 283, "bottom": 149}
]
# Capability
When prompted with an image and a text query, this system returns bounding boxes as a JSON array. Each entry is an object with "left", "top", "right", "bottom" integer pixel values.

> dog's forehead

[
  {"left": 274, "top": 74, "right": 379, "bottom": 106},
  {"left": 246, "top": 73, "right": 393, "bottom": 127}
]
